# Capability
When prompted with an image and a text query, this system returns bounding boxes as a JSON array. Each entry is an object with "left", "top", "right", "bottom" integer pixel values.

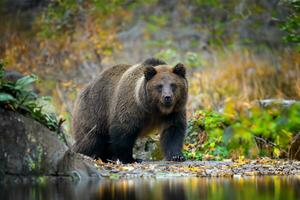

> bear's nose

[{"left": 164, "top": 96, "right": 172, "bottom": 104}]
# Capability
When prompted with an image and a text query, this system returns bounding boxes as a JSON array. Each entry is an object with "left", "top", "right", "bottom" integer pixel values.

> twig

[
  {"left": 289, "top": 134, "right": 300, "bottom": 160},
  {"left": 57, "top": 118, "right": 69, "bottom": 147},
  {"left": 294, "top": 148, "right": 300, "bottom": 160},
  {"left": 71, "top": 125, "right": 97, "bottom": 152},
  {"left": 86, "top": 125, "right": 97, "bottom": 136},
  {"left": 254, "top": 136, "right": 288, "bottom": 155},
  {"left": 254, "top": 136, "right": 277, "bottom": 147}
]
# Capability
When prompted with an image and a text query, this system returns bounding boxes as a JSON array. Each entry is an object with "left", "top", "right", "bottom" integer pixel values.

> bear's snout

[{"left": 162, "top": 95, "right": 173, "bottom": 107}]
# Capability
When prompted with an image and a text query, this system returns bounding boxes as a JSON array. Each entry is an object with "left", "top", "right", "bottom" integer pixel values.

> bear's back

[{"left": 72, "top": 64, "right": 132, "bottom": 140}]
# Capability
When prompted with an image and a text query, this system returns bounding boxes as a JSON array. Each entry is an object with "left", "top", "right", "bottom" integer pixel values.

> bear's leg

[
  {"left": 160, "top": 112, "right": 186, "bottom": 161},
  {"left": 109, "top": 124, "right": 139, "bottom": 163},
  {"left": 72, "top": 126, "right": 112, "bottom": 161},
  {"left": 93, "top": 134, "right": 113, "bottom": 161}
]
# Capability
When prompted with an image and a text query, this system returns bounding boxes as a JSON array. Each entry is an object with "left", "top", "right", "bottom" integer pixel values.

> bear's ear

[
  {"left": 144, "top": 66, "right": 157, "bottom": 81},
  {"left": 173, "top": 63, "right": 186, "bottom": 78}
]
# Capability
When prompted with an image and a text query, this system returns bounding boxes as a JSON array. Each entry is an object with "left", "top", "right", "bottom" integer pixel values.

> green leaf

[
  {"left": 15, "top": 75, "right": 37, "bottom": 90},
  {"left": 223, "top": 126, "right": 233, "bottom": 145},
  {"left": 0, "top": 93, "right": 16, "bottom": 102}
]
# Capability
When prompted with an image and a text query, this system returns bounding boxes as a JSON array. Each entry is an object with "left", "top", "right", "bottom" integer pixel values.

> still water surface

[{"left": 1, "top": 176, "right": 300, "bottom": 200}]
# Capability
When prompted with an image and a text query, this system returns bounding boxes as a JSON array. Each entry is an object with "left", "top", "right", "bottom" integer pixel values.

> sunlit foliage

[
  {"left": 187, "top": 49, "right": 300, "bottom": 112},
  {"left": 184, "top": 103, "right": 300, "bottom": 160}
]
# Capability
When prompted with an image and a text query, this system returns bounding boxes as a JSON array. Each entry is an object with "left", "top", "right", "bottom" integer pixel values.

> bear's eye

[
  {"left": 171, "top": 83, "right": 177, "bottom": 92},
  {"left": 156, "top": 84, "right": 163, "bottom": 92}
]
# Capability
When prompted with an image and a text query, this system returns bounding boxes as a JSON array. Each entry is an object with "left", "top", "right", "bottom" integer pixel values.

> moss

[
  {"left": 27, "top": 157, "right": 36, "bottom": 171},
  {"left": 36, "top": 176, "right": 46, "bottom": 184},
  {"left": 70, "top": 171, "right": 81, "bottom": 182},
  {"left": 36, "top": 145, "right": 44, "bottom": 169},
  {"left": 151, "top": 141, "right": 163, "bottom": 160},
  {"left": 25, "top": 145, "right": 44, "bottom": 173}
]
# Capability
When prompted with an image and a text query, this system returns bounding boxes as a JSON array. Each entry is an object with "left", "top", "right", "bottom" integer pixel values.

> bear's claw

[{"left": 170, "top": 155, "right": 185, "bottom": 162}]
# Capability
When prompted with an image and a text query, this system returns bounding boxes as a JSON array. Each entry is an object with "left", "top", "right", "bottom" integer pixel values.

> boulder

[
  {"left": 0, "top": 108, "right": 101, "bottom": 182},
  {"left": 257, "top": 99, "right": 299, "bottom": 108}
]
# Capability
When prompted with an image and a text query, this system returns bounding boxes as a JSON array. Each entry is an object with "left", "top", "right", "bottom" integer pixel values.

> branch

[{"left": 254, "top": 136, "right": 288, "bottom": 155}]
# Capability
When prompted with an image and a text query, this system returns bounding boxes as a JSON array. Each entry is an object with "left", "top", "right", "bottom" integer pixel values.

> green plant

[
  {"left": 184, "top": 110, "right": 230, "bottom": 160},
  {"left": 39, "top": 0, "right": 124, "bottom": 37},
  {"left": 155, "top": 48, "right": 204, "bottom": 68},
  {"left": 0, "top": 61, "right": 62, "bottom": 132},
  {"left": 281, "top": 0, "right": 300, "bottom": 51},
  {"left": 184, "top": 104, "right": 300, "bottom": 160},
  {"left": 185, "top": 52, "right": 203, "bottom": 68}
]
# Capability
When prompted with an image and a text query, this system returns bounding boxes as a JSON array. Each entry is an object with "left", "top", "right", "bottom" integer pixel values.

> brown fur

[{"left": 72, "top": 58, "right": 188, "bottom": 163}]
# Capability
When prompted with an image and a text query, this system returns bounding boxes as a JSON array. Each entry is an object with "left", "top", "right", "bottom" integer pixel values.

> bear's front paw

[
  {"left": 134, "top": 158, "right": 143, "bottom": 163},
  {"left": 118, "top": 157, "right": 143, "bottom": 164},
  {"left": 167, "top": 154, "right": 185, "bottom": 162}
]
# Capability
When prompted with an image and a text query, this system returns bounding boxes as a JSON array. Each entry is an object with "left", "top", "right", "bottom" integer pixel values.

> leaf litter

[{"left": 94, "top": 157, "right": 300, "bottom": 179}]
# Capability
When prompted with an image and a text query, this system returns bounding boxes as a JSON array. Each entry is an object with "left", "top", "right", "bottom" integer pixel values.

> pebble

[{"left": 95, "top": 159, "right": 300, "bottom": 179}]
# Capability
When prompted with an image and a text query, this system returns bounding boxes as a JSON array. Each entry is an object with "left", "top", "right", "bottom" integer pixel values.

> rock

[
  {"left": 0, "top": 108, "right": 101, "bottom": 182},
  {"left": 57, "top": 150, "right": 102, "bottom": 179},
  {"left": 133, "top": 137, "right": 162, "bottom": 161},
  {"left": 233, "top": 174, "right": 242, "bottom": 178},
  {"left": 257, "top": 99, "right": 299, "bottom": 108}
]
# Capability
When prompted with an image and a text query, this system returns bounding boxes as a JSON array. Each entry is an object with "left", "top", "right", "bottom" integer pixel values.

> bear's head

[{"left": 143, "top": 63, "right": 188, "bottom": 114}]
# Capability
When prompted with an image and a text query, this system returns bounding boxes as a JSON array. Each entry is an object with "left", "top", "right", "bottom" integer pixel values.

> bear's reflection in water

[{"left": 1, "top": 176, "right": 300, "bottom": 200}]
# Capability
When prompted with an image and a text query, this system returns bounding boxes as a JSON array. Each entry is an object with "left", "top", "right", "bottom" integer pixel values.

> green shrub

[
  {"left": 0, "top": 60, "right": 62, "bottom": 132},
  {"left": 184, "top": 104, "right": 300, "bottom": 160},
  {"left": 281, "top": 0, "right": 300, "bottom": 51}
]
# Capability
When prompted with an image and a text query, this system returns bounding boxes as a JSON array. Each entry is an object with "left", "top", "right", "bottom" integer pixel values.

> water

[{"left": 1, "top": 176, "right": 300, "bottom": 200}]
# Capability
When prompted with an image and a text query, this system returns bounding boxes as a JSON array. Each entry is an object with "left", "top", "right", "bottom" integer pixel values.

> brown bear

[{"left": 72, "top": 58, "right": 188, "bottom": 163}]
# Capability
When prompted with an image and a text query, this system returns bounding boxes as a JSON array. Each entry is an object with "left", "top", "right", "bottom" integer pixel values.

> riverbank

[
  {"left": 1, "top": 108, "right": 300, "bottom": 183},
  {"left": 95, "top": 158, "right": 300, "bottom": 179}
]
